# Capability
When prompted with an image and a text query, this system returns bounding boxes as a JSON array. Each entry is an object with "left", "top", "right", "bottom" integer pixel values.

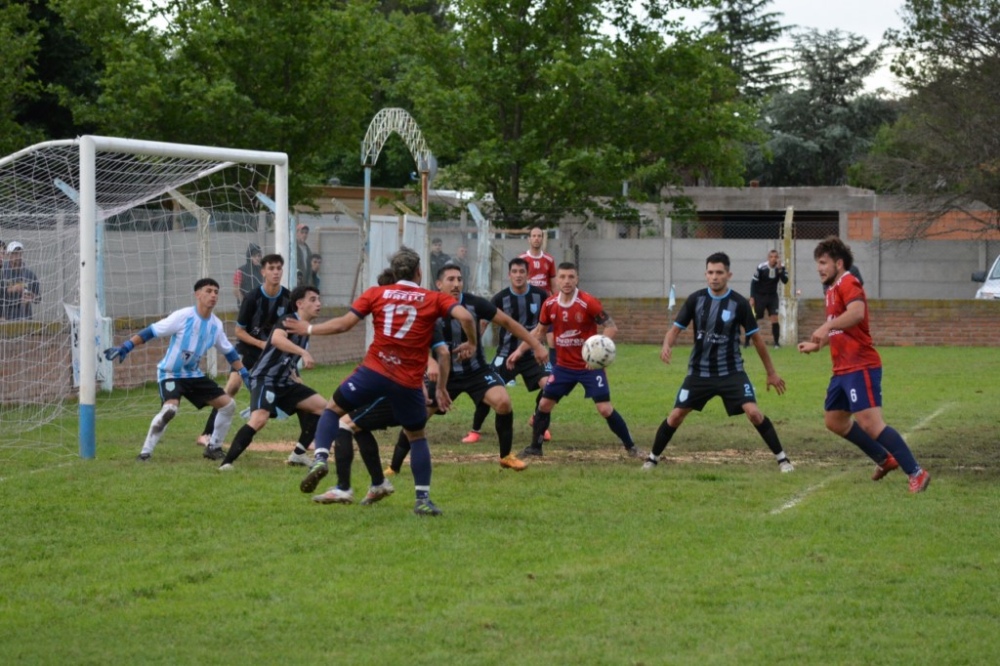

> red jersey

[
  {"left": 519, "top": 250, "right": 556, "bottom": 294},
  {"left": 351, "top": 280, "right": 458, "bottom": 388},
  {"left": 539, "top": 289, "right": 604, "bottom": 371},
  {"left": 825, "top": 271, "right": 882, "bottom": 375}
]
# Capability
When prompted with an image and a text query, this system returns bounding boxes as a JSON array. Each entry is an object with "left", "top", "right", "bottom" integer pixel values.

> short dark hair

[
  {"left": 814, "top": 236, "right": 854, "bottom": 270},
  {"left": 261, "top": 253, "right": 283, "bottom": 268},
  {"left": 508, "top": 257, "right": 528, "bottom": 271},
  {"left": 194, "top": 277, "right": 220, "bottom": 291},
  {"left": 437, "top": 262, "right": 462, "bottom": 281},
  {"left": 311, "top": 254, "right": 322, "bottom": 261},
  {"left": 289, "top": 285, "right": 319, "bottom": 312},
  {"left": 706, "top": 252, "right": 730, "bottom": 270},
  {"left": 431, "top": 237, "right": 442, "bottom": 244},
  {"left": 557, "top": 261, "right": 577, "bottom": 272}
]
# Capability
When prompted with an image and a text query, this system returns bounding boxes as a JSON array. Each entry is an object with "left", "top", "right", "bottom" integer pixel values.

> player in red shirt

[
  {"left": 798, "top": 236, "right": 930, "bottom": 493},
  {"left": 519, "top": 227, "right": 557, "bottom": 294},
  {"left": 286, "top": 246, "right": 477, "bottom": 515},
  {"left": 508, "top": 262, "right": 643, "bottom": 459}
]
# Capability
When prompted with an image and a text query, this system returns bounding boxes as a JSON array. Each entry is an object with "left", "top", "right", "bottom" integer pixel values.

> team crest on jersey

[
  {"left": 265, "top": 390, "right": 276, "bottom": 403},
  {"left": 530, "top": 303, "right": 538, "bottom": 314},
  {"left": 575, "top": 313, "right": 583, "bottom": 322},
  {"left": 722, "top": 310, "right": 733, "bottom": 322},
  {"left": 165, "top": 381, "right": 176, "bottom": 392},
  {"left": 277, "top": 307, "right": 286, "bottom": 316}
]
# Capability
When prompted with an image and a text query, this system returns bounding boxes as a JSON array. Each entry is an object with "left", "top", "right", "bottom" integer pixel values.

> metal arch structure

[{"left": 360, "top": 108, "right": 435, "bottom": 224}]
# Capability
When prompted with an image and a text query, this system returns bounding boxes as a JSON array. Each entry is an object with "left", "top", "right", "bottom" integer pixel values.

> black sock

[
  {"left": 651, "top": 419, "right": 677, "bottom": 457},
  {"left": 202, "top": 408, "right": 218, "bottom": 437},
  {"left": 390, "top": 429, "right": 410, "bottom": 473},
  {"left": 754, "top": 415, "right": 785, "bottom": 457},
  {"left": 772, "top": 322, "right": 780, "bottom": 344},
  {"left": 531, "top": 410, "right": 551, "bottom": 448},
  {"left": 471, "top": 401, "right": 490, "bottom": 433},
  {"left": 333, "top": 428, "right": 354, "bottom": 490},
  {"left": 221, "top": 424, "right": 256, "bottom": 465},
  {"left": 354, "top": 430, "right": 385, "bottom": 486},
  {"left": 296, "top": 412, "right": 319, "bottom": 455},
  {"left": 496, "top": 411, "right": 514, "bottom": 458}
]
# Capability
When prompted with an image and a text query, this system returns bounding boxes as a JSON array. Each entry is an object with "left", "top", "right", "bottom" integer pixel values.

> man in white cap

[{"left": 1, "top": 242, "right": 40, "bottom": 320}]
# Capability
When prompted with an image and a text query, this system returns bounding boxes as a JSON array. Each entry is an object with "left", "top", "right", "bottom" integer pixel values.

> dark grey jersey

[
  {"left": 236, "top": 285, "right": 292, "bottom": 357},
  {"left": 491, "top": 285, "right": 547, "bottom": 357},
  {"left": 250, "top": 313, "right": 309, "bottom": 387},
  {"left": 436, "top": 293, "right": 497, "bottom": 376},
  {"left": 674, "top": 288, "right": 759, "bottom": 378}
]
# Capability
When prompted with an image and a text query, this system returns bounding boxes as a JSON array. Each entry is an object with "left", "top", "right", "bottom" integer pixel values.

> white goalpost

[{"left": 0, "top": 136, "right": 288, "bottom": 460}]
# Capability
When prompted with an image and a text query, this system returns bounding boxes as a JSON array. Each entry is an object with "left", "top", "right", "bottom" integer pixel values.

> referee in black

[{"left": 748, "top": 249, "right": 788, "bottom": 348}]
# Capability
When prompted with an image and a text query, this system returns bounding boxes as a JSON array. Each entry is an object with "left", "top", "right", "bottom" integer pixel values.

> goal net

[{"left": 0, "top": 136, "right": 288, "bottom": 461}]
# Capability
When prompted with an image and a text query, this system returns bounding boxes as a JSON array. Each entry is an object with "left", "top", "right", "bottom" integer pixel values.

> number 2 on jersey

[{"left": 382, "top": 304, "right": 417, "bottom": 339}]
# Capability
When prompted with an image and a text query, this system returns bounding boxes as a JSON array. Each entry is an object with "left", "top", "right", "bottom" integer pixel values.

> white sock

[
  {"left": 209, "top": 400, "right": 236, "bottom": 449},
  {"left": 141, "top": 403, "right": 177, "bottom": 455}
]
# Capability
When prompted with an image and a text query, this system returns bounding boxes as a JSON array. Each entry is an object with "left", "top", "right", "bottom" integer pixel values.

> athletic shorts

[
  {"left": 755, "top": 294, "right": 780, "bottom": 318},
  {"left": 825, "top": 367, "right": 882, "bottom": 413},
  {"left": 349, "top": 379, "right": 439, "bottom": 432},
  {"left": 158, "top": 377, "right": 225, "bottom": 409},
  {"left": 249, "top": 382, "right": 317, "bottom": 417},
  {"left": 673, "top": 372, "right": 756, "bottom": 416},
  {"left": 447, "top": 367, "right": 504, "bottom": 406},
  {"left": 491, "top": 353, "right": 551, "bottom": 391},
  {"left": 332, "top": 366, "right": 428, "bottom": 431},
  {"left": 541, "top": 365, "right": 610, "bottom": 403}
]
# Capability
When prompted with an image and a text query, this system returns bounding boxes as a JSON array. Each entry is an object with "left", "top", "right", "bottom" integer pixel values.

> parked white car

[{"left": 972, "top": 255, "right": 1000, "bottom": 299}]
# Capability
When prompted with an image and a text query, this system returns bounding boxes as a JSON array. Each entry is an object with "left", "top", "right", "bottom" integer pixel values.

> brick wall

[{"left": 602, "top": 297, "right": 1000, "bottom": 347}]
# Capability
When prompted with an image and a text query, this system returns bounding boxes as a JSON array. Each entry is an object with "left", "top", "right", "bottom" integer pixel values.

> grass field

[{"left": 1, "top": 345, "right": 998, "bottom": 664}]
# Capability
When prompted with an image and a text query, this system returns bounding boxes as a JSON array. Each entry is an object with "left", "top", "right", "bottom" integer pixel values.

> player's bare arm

[
  {"left": 750, "top": 333, "right": 786, "bottom": 394},
  {"left": 270, "top": 328, "right": 315, "bottom": 369},
  {"left": 450, "top": 304, "right": 478, "bottom": 361},
  {"left": 810, "top": 300, "right": 866, "bottom": 344},
  {"left": 507, "top": 322, "right": 545, "bottom": 368},
  {"left": 595, "top": 311, "right": 617, "bottom": 339},
  {"left": 286, "top": 311, "right": 361, "bottom": 336},
  {"left": 434, "top": 345, "right": 453, "bottom": 413},
  {"left": 661, "top": 325, "right": 681, "bottom": 364},
  {"left": 235, "top": 325, "right": 266, "bottom": 350},
  {"left": 493, "top": 310, "right": 549, "bottom": 366}
]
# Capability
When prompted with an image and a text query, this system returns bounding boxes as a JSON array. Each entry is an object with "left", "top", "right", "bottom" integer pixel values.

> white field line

[
  {"left": 769, "top": 404, "right": 951, "bottom": 515},
  {"left": 0, "top": 461, "right": 77, "bottom": 484}
]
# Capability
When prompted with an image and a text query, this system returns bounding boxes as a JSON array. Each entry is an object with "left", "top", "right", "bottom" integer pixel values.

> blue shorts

[
  {"left": 541, "top": 365, "right": 610, "bottom": 403},
  {"left": 825, "top": 367, "right": 882, "bottom": 413},
  {"left": 332, "top": 366, "right": 428, "bottom": 431}
]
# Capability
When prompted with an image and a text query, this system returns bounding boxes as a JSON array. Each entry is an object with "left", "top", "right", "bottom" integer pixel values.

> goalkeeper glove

[
  {"left": 239, "top": 367, "right": 251, "bottom": 391},
  {"left": 103, "top": 340, "right": 134, "bottom": 363}
]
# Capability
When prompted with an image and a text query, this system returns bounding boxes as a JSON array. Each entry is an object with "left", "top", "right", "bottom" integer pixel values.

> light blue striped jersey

[{"left": 151, "top": 306, "right": 234, "bottom": 381}]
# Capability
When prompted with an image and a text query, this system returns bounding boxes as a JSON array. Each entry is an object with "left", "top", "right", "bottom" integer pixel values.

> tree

[
  {"left": 746, "top": 29, "right": 896, "bottom": 186},
  {"left": 0, "top": 1, "right": 43, "bottom": 156},
  {"left": 855, "top": 0, "right": 1000, "bottom": 236},
  {"left": 703, "top": 0, "right": 790, "bottom": 100}
]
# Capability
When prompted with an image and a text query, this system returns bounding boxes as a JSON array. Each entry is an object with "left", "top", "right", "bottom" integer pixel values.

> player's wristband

[{"left": 307, "top": 324, "right": 313, "bottom": 336}]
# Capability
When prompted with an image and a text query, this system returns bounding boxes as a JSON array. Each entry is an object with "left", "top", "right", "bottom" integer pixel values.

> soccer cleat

[
  {"left": 773, "top": 342, "right": 781, "bottom": 349},
  {"left": 360, "top": 479, "right": 395, "bottom": 505},
  {"left": 520, "top": 445, "right": 544, "bottom": 458},
  {"left": 872, "top": 453, "right": 899, "bottom": 481},
  {"left": 195, "top": 434, "right": 210, "bottom": 447},
  {"left": 778, "top": 459, "right": 795, "bottom": 473},
  {"left": 136, "top": 452, "right": 152, "bottom": 462},
  {"left": 642, "top": 458, "right": 658, "bottom": 470},
  {"left": 500, "top": 454, "right": 527, "bottom": 471},
  {"left": 908, "top": 469, "right": 931, "bottom": 494},
  {"left": 299, "top": 460, "right": 329, "bottom": 493},
  {"left": 384, "top": 467, "right": 397, "bottom": 477},
  {"left": 625, "top": 446, "right": 645, "bottom": 459},
  {"left": 313, "top": 487, "right": 354, "bottom": 504},
  {"left": 218, "top": 463, "right": 234, "bottom": 472},
  {"left": 203, "top": 446, "right": 226, "bottom": 461},
  {"left": 413, "top": 498, "right": 443, "bottom": 516},
  {"left": 286, "top": 451, "right": 312, "bottom": 467},
  {"left": 461, "top": 430, "right": 481, "bottom": 444}
]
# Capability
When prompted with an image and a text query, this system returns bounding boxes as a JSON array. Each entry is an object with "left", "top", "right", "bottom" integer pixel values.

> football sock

[
  {"left": 495, "top": 411, "right": 514, "bottom": 458},
  {"left": 605, "top": 409, "right": 635, "bottom": 448},
  {"left": 209, "top": 400, "right": 236, "bottom": 449},
  {"left": 312, "top": 408, "right": 340, "bottom": 458},
  {"left": 651, "top": 419, "right": 677, "bottom": 457},
  {"left": 876, "top": 426, "right": 921, "bottom": 475},
  {"left": 772, "top": 322, "right": 780, "bottom": 344},
  {"left": 295, "top": 412, "right": 319, "bottom": 455},
  {"left": 354, "top": 430, "right": 385, "bottom": 486},
  {"left": 843, "top": 422, "right": 888, "bottom": 463},
  {"left": 471, "top": 401, "right": 490, "bottom": 433},
  {"left": 222, "top": 424, "right": 257, "bottom": 465},
  {"left": 531, "top": 410, "right": 551, "bottom": 448},
  {"left": 390, "top": 429, "right": 410, "bottom": 473},
  {"left": 333, "top": 427, "right": 354, "bottom": 490},
  {"left": 141, "top": 403, "right": 177, "bottom": 455},
  {"left": 753, "top": 416, "right": 785, "bottom": 457},
  {"left": 202, "top": 408, "right": 218, "bottom": 437},
  {"left": 409, "top": 436, "right": 432, "bottom": 499}
]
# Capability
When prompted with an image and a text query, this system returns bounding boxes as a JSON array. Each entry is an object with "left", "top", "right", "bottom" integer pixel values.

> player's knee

[
  {"left": 339, "top": 415, "right": 359, "bottom": 432},
  {"left": 596, "top": 402, "right": 614, "bottom": 418},
  {"left": 152, "top": 403, "right": 178, "bottom": 432},
  {"left": 218, "top": 399, "right": 236, "bottom": 417}
]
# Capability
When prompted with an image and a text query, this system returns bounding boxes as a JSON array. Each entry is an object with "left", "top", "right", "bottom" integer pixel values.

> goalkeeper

[{"left": 103, "top": 278, "right": 248, "bottom": 462}]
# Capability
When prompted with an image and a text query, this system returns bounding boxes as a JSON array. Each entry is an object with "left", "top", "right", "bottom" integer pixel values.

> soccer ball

[{"left": 582, "top": 334, "right": 616, "bottom": 369}]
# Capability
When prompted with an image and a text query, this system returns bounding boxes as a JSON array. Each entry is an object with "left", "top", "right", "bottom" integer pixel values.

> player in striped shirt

[
  {"left": 643, "top": 252, "right": 793, "bottom": 472},
  {"left": 798, "top": 236, "right": 930, "bottom": 493},
  {"left": 103, "top": 278, "right": 249, "bottom": 462}
]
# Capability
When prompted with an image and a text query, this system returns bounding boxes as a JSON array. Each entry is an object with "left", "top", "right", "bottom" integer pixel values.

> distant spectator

[
  {"left": 296, "top": 223, "right": 313, "bottom": 288},
  {"left": 233, "top": 243, "right": 264, "bottom": 306},
  {"left": 310, "top": 254, "right": 323, "bottom": 291},
  {"left": 453, "top": 245, "right": 470, "bottom": 286},
  {"left": 429, "top": 237, "right": 451, "bottom": 289},
  {"left": 1, "top": 241, "right": 40, "bottom": 320}
]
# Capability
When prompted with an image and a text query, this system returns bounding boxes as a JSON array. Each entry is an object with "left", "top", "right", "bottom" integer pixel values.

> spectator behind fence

[{"left": 1, "top": 241, "right": 40, "bottom": 320}]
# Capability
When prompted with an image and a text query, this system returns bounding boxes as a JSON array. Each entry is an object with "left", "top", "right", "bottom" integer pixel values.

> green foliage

[
  {"left": 703, "top": 0, "right": 790, "bottom": 100},
  {"left": 0, "top": 345, "right": 998, "bottom": 663},
  {"left": 0, "top": 1, "right": 44, "bottom": 156}
]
